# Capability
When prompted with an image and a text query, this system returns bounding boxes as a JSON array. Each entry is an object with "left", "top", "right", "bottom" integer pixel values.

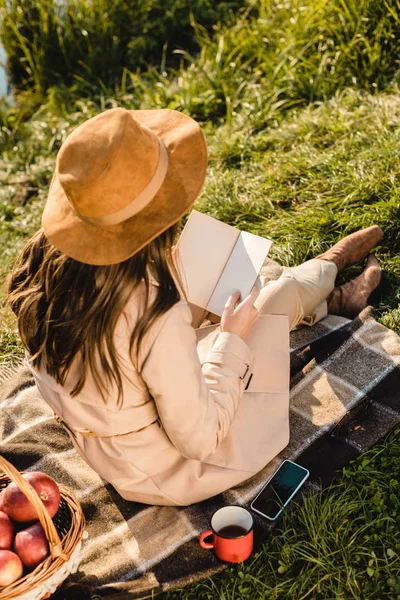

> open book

[{"left": 175, "top": 210, "right": 272, "bottom": 326}]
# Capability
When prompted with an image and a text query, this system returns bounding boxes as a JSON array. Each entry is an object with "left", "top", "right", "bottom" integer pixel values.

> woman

[{"left": 7, "top": 107, "right": 383, "bottom": 506}]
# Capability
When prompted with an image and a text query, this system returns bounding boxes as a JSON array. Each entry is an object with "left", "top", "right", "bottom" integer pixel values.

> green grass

[
  {"left": 3, "top": 0, "right": 400, "bottom": 119},
  {"left": 1, "top": 2, "right": 400, "bottom": 598},
  {"left": 0, "top": 0, "right": 247, "bottom": 101}
]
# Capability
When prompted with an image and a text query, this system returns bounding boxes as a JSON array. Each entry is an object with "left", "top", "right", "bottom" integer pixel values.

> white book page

[
  {"left": 176, "top": 210, "right": 240, "bottom": 309},
  {"left": 207, "top": 230, "right": 273, "bottom": 316}
]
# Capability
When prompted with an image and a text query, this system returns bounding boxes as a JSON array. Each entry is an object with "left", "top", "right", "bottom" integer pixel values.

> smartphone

[{"left": 250, "top": 460, "right": 310, "bottom": 521}]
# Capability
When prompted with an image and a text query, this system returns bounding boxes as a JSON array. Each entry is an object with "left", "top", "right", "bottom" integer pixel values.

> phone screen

[{"left": 251, "top": 460, "right": 309, "bottom": 520}]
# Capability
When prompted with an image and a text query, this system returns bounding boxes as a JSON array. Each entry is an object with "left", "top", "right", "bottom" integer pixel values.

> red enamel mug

[{"left": 199, "top": 506, "right": 254, "bottom": 563}]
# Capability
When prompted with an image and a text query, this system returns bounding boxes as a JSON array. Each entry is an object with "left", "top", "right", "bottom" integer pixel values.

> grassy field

[{"left": 0, "top": 0, "right": 399, "bottom": 598}]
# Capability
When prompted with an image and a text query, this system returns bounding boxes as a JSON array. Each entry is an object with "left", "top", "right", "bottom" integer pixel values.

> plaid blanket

[{"left": 1, "top": 307, "right": 399, "bottom": 600}]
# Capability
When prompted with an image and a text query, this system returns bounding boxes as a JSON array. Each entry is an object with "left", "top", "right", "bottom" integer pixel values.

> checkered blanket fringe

[{"left": 0, "top": 307, "right": 399, "bottom": 599}]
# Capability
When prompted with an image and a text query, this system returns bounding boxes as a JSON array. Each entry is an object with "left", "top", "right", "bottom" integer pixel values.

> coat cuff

[{"left": 205, "top": 331, "right": 255, "bottom": 387}]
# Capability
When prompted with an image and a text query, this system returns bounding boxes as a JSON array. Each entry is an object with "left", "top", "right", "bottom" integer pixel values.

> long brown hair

[{"left": 7, "top": 220, "right": 187, "bottom": 405}]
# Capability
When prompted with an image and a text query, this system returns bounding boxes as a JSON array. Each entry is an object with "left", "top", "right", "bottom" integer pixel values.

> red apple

[
  {"left": 0, "top": 549, "right": 23, "bottom": 586},
  {"left": 14, "top": 523, "right": 50, "bottom": 569},
  {"left": 0, "top": 512, "right": 14, "bottom": 550},
  {"left": 3, "top": 472, "right": 60, "bottom": 522}
]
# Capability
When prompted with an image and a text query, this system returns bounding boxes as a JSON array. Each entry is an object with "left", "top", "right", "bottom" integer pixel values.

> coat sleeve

[{"left": 140, "top": 300, "right": 255, "bottom": 461}]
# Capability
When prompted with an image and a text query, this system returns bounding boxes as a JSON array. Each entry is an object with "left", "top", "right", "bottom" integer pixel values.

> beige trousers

[
  {"left": 204, "top": 258, "right": 338, "bottom": 332},
  {"left": 254, "top": 258, "right": 338, "bottom": 331}
]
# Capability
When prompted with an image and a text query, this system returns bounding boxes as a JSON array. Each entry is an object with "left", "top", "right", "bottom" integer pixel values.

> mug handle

[{"left": 199, "top": 529, "right": 214, "bottom": 549}]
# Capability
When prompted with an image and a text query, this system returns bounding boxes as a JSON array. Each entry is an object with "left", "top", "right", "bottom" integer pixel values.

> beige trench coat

[{"left": 28, "top": 273, "right": 290, "bottom": 506}]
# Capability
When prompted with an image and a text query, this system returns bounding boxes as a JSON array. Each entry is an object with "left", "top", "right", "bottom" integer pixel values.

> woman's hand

[{"left": 220, "top": 286, "right": 260, "bottom": 340}]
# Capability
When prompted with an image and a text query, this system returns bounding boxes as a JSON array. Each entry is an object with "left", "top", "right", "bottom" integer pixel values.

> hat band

[{"left": 77, "top": 138, "right": 169, "bottom": 227}]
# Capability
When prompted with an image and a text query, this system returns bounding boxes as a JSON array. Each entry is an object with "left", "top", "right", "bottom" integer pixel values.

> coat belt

[{"left": 53, "top": 402, "right": 160, "bottom": 438}]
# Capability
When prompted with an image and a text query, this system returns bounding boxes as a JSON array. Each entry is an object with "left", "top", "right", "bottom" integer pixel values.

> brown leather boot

[
  {"left": 315, "top": 225, "right": 383, "bottom": 272},
  {"left": 326, "top": 254, "right": 382, "bottom": 319}
]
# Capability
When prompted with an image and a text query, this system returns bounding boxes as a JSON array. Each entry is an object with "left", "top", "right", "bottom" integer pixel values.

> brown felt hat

[{"left": 42, "top": 107, "right": 208, "bottom": 265}]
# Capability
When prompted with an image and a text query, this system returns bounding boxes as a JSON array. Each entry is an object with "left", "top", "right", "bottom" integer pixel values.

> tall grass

[
  {"left": 168, "top": 0, "right": 400, "bottom": 120},
  {"left": 0, "top": 0, "right": 246, "bottom": 100},
  {"left": 255, "top": 0, "right": 400, "bottom": 100},
  {"left": 2, "top": 0, "right": 400, "bottom": 120}
]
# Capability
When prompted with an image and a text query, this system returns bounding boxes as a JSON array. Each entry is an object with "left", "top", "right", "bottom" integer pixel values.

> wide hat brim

[{"left": 42, "top": 109, "right": 208, "bottom": 265}]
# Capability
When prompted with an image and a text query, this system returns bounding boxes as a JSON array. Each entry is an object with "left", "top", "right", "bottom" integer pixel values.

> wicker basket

[{"left": 0, "top": 456, "right": 86, "bottom": 600}]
